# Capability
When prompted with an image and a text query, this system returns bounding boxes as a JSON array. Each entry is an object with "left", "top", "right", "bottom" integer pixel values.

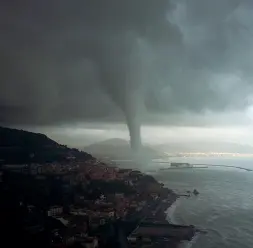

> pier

[
  {"left": 157, "top": 163, "right": 253, "bottom": 172},
  {"left": 191, "top": 163, "right": 253, "bottom": 172}
]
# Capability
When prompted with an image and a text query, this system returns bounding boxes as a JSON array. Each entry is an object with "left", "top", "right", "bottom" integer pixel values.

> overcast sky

[{"left": 1, "top": 0, "right": 253, "bottom": 147}]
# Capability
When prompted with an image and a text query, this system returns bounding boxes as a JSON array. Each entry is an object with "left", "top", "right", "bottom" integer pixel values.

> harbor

[{"left": 157, "top": 162, "right": 253, "bottom": 172}]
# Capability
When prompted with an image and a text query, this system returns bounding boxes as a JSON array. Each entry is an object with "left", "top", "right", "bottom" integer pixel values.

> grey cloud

[{"left": 1, "top": 0, "right": 253, "bottom": 149}]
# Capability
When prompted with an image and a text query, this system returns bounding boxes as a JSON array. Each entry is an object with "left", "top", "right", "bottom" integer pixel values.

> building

[
  {"left": 170, "top": 162, "right": 192, "bottom": 168},
  {"left": 70, "top": 207, "right": 88, "bottom": 216},
  {"left": 48, "top": 206, "right": 63, "bottom": 217},
  {"left": 30, "top": 164, "right": 43, "bottom": 175}
]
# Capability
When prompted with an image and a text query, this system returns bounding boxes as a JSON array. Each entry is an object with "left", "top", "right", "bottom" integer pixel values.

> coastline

[
  {"left": 2, "top": 127, "right": 252, "bottom": 248},
  {"left": 127, "top": 172, "right": 198, "bottom": 248},
  {"left": 166, "top": 197, "right": 179, "bottom": 223},
  {"left": 153, "top": 173, "right": 201, "bottom": 248},
  {"left": 165, "top": 198, "right": 200, "bottom": 248},
  {"left": 165, "top": 193, "right": 201, "bottom": 248}
]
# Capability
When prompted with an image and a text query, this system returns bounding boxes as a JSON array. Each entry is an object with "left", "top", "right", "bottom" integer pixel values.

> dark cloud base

[{"left": 1, "top": 0, "right": 253, "bottom": 149}]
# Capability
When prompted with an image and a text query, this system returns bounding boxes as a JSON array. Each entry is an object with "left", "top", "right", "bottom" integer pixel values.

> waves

[
  {"left": 152, "top": 158, "right": 253, "bottom": 248},
  {"left": 169, "top": 195, "right": 253, "bottom": 248},
  {"left": 165, "top": 199, "right": 179, "bottom": 224}
]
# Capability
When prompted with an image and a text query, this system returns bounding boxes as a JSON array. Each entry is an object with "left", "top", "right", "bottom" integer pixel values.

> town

[{"left": 0, "top": 149, "right": 198, "bottom": 248}]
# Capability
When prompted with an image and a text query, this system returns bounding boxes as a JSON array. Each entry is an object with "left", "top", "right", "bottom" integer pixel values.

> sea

[{"left": 149, "top": 157, "right": 253, "bottom": 248}]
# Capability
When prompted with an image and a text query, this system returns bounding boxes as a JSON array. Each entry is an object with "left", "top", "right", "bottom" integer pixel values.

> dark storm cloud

[
  {"left": 145, "top": 0, "right": 253, "bottom": 113},
  {"left": 0, "top": 0, "right": 181, "bottom": 150},
  {"left": 1, "top": 0, "right": 253, "bottom": 148}
]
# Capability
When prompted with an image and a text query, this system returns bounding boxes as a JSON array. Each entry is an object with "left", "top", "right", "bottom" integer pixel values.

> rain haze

[{"left": 1, "top": 0, "right": 253, "bottom": 152}]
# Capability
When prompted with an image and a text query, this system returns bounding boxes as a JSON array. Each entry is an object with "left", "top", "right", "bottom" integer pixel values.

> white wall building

[{"left": 47, "top": 206, "right": 63, "bottom": 217}]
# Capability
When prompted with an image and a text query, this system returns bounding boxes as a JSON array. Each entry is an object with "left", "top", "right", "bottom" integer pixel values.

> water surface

[{"left": 152, "top": 157, "right": 253, "bottom": 248}]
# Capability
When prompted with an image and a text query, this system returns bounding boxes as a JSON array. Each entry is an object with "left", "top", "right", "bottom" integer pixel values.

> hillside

[
  {"left": 0, "top": 126, "right": 59, "bottom": 148},
  {"left": 0, "top": 126, "right": 92, "bottom": 164},
  {"left": 84, "top": 138, "right": 164, "bottom": 160}
]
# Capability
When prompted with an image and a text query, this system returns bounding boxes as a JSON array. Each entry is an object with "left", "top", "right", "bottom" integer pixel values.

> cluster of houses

[
  {"left": 43, "top": 191, "right": 151, "bottom": 247},
  {"left": 1, "top": 156, "right": 168, "bottom": 248},
  {"left": 2, "top": 158, "right": 137, "bottom": 181}
]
